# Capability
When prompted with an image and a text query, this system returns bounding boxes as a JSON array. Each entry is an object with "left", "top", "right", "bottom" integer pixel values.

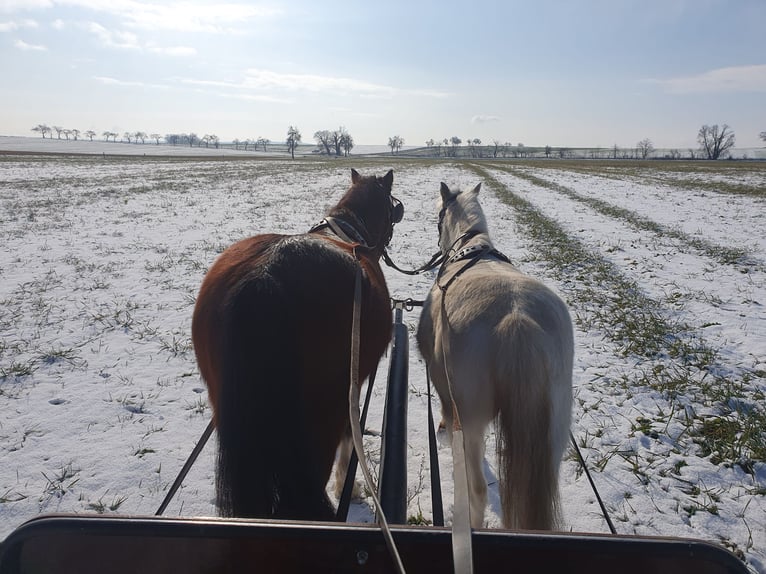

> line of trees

[
  {"left": 313, "top": 127, "right": 354, "bottom": 157},
  {"left": 30, "top": 122, "right": 763, "bottom": 160}
]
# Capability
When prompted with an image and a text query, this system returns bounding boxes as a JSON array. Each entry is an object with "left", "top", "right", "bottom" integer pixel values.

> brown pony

[{"left": 192, "top": 169, "right": 401, "bottom": 520}]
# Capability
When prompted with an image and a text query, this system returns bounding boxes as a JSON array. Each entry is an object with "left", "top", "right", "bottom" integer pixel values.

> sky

[{"left": 1, "top": 0, "right": 765, "bottom": 148}]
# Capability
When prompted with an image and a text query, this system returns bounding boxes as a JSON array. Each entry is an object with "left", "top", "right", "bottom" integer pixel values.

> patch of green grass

[
  {"left": 407, "top": 509, "right": 432, "bottom": 526},
  {"left": 496, "top": 166, "right": 759, "bottom": 270},
  {"left": 0, "top": 489, "right": 28, "bottom": 503},
  {"left": 0, "top": 359, "right": 38, "bottom": 379},
  {"left": 88, "top": 493, "right": 129, "bottom": 513}
]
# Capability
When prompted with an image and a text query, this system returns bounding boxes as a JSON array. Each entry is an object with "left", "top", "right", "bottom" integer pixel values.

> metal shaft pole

[{"left": 377, "top": 303, "right": 409, "bottom": 524}]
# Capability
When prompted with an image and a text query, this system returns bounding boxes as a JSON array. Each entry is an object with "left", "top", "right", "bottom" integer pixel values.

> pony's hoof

[{"left": 438, "top": 419, "right": 446, "bottom": 432}]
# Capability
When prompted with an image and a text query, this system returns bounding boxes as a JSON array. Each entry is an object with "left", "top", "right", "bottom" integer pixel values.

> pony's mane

[{"left": 441, "top": 186, "right": 489, "bottom": 245}]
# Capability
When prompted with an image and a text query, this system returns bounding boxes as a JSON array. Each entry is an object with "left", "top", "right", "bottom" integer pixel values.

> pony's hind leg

[{"left": 333, "top": 426, "right": 361, "bottom": 500}]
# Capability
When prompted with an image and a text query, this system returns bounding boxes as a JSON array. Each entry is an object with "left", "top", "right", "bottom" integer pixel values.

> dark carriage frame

[{"left": 0, "top": 301, "right": 750, "bottom": 574}]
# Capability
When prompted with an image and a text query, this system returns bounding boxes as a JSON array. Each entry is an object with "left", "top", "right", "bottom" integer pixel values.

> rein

[
  {"left": 348, "top": 250, "right": 407, "bottom": 574},
  {"left": 382, "top": 248, "right": 444, "bottom": 275}
]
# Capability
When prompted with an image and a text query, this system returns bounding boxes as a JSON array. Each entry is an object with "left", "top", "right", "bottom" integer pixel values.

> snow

[{"left": 0, "top": 143, "right": 764, "bottom": 572}]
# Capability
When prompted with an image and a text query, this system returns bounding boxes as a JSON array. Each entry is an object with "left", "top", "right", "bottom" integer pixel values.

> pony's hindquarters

[
  {"left": 417, "top": 269, "right": 573, "bottom": 531},
  {"left": 192, "top": 234, "right": 390, "bottom": 521},
  {"left": 493, "top": 287, "right": 573, "bottom": 530}
]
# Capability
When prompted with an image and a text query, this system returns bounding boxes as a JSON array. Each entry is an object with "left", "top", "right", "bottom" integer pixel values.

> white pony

[{"left": 416, "top": 182, "right": 573, "bottom": 530}]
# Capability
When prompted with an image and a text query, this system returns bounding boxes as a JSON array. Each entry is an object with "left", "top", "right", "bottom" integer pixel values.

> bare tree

[
  {"left": 340, "top": 132, "right": 354, "bottom": 157},
  {"left": 123, "top": 131, "right": 132, "bottom": 143},
  {"left": 85, "top": 130, "right": 96, "bottom": 141},
  {"left": 388, "top": 135, "right": 404, "bottom": 154},
  {"left": 260, "top": 138, "right": 270, "bottom": 152},
  {"left": 698, "top": 124, "right": 735, "bottom": 160},
  {"left": 760, "top": 131, "right": 766, "bottom": 143},
  {"left": 209, "top": 135, "right": 220, "bottom": 149},
  {"left": 286, "top": 125, "right": 301, "bottom": 159},
  {"left": 469, "top": 138, "right": 482, "bottom": 157},
  {"left": 636, "top": 138, "right": 654, "bottom": 159},
  {"left": 62, "top": 129, "right": 72, "bottom": 140},
  {"left": 188, "top": 133, "right": 198, "bottom": 147},
  {"left": 134, "top": 131, "right": 147, "bottom": 144},
  {"left": 612, "top": 144, "right": 619, "bottom": 159},
  {"left": 53, "top": 126, "right": 63, "bottom": 139},
  {"left": 449, "top": 136, "right": 461, "bottom": 157},
  {"left": 332, "top": 127, "right": 350, "bottom": 156},
  {"left": 313, "top": 130, "right": 333, "bottom": 155},
  {"left": 232, "top": 138, "right": 240, "bottom": 150},
  {"left": 150, "top": 133, "right": 161, "bottom": 145},
  {"left": 31, "top": 124, "right": 48, "bottom": 138}
]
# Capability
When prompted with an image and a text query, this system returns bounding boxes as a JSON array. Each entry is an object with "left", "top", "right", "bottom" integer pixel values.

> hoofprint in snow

[{"left": 0, "top": 152, "right": 764, "bottom": 572}]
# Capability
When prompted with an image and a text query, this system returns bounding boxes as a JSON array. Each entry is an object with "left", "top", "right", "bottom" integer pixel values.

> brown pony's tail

[
  {"left": 495, "top": 314, "right": 560, "bottom": 530},
  {"left": 215, "top": 276, "right": 336, "bottom": 520}
]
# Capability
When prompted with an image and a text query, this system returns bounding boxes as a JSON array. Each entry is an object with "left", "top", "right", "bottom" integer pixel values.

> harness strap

[
  {"left": 451, "top": 429, "right": 474, "bottom": 573},
  {"left": 348, "top": 257, "right": 406, "bottom": 574},
  {"left": 311, "top": 217, "right": 368, "bottom": 246},
  {"left": 438, "top": 291, "right": 474, "bottom": 574}
]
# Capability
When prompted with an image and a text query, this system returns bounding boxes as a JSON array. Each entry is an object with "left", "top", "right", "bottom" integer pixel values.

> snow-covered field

[{"left": 0, "top": 149, "right": 764, "bottom": 572}]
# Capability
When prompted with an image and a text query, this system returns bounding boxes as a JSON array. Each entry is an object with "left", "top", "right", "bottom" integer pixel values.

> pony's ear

[
  {"left": 351, "top": 168, "right": 361, "bottom": 184},
  {"left": 470, "top": 182, "right": 482, "bottom": 195},
  {"left": 440, "top": 182, "right": 455, "bottom": 203},
  {"left": 381, "top": 169, "right": 393, "bottom": 190}
]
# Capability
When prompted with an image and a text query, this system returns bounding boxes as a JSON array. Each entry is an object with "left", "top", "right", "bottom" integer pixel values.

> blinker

[{"left": 391, "top": 197, "right": 404, "bottom": 224}]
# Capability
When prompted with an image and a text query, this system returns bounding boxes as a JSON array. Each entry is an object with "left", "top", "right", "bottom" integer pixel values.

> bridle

[{"left": 311, "top": 192, "right": 404, "bottom": 253}]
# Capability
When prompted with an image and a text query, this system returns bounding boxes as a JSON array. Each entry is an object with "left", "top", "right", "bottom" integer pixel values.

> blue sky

[{"left": 1, "top": 0, "right": 765, "bottom": 147}]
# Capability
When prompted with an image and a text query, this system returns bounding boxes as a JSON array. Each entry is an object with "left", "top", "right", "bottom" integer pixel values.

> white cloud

[
  {"left": 0, "top": 18, "right": 37, "bottom": 31},
  {"left": 3, "top": 0, "right": 282, "bottom": 32},
  {"left": 152, "top": 45, "right": 196, "bottom": 57},
  {"left": 51, "top": 17, "right": 64, "bottom": 29},
  {"left": 0, "top": 0, "right": 52, "bottom": 12},
  {"left": 85, "top": 22, "right": 196, "bottom": 56},
  {"left": 87, "top": 21, "right": 139, "bottom": 49},
  {"left": 471, "top": 115, "right": 501, "bottom": 124},
  {"left": 174, "top": 69, "right": 450, "bottom": 103},
  {"left": 217, "top": 92, "right": 292, "bottom": 104},
  {"left": 92, "top": 75, "right": 167, "bottom": 90},
  {"left": 93, "top": 75, "right": 143, "bottom": 87},
  {"left": 648, "top": 64, "right": 766, "bottom": 94},
  {"left": 242, "top": 68, "right": 397, "bottom": 96},
  {"left": 112, "top": 2, "right": 282, "bottom": 33},
  {"left": 14, "top": 38, "right": 46, "bottom": 50}
]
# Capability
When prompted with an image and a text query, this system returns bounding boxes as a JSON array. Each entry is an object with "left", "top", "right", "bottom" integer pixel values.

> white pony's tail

[{"left": 495, "top": 312, "right": 562, "bottom": 530}]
